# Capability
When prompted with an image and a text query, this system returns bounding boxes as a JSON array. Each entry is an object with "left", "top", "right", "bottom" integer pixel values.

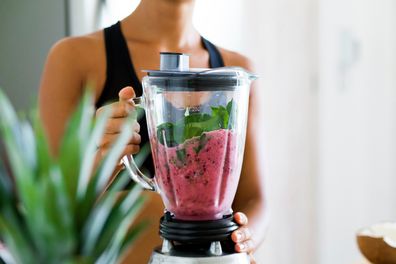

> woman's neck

[{"left": 122, "top": 0, "right": 199, "bottom": 49}]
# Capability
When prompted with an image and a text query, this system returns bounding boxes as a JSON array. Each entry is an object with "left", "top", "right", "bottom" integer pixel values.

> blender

[{"left": 122, "top": 52, "right": 257, "bottom": 264}]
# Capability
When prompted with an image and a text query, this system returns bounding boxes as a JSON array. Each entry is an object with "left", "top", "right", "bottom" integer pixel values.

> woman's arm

[
  {"left": 39, "top": 38, "right": 87, "bottom": 154},
  {"left": 39, "top": 37, "right": 140, "bottom": 165}
]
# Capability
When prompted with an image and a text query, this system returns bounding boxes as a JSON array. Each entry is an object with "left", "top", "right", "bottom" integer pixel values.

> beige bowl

[{"left": 357, "top": 223, "right": 396, "bottom": 264}]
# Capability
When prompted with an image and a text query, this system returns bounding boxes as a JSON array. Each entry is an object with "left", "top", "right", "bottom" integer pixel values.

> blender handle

[{"left": 121, "top": 97, "right": 157, "bottom": 192}]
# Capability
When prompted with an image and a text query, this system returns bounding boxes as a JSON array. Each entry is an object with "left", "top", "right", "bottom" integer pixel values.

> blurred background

[{"left": 0, "top": 0, "right": 395, "bottom": 263}]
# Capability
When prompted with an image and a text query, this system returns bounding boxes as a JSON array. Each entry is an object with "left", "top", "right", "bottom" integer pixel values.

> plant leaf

[
  {"left": 94, "top": 116, "right": 134, "bottom": 194},
  {"left": 77, "top": 106, "right": 111, "bottom": 199},
  {"left": 156, "top": 100, "right": 233, "bottom": 146},
  {"left": 0, "top": 89, "right": 148, "bottom": 264}
]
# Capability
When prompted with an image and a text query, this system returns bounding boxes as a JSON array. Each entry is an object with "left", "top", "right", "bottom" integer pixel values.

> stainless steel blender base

[
  {"left": 148, "top": 240, "right": 250, "bottom": 264},
  {"left": 148, "top": 249, "right": 250, "bottom": 264}
]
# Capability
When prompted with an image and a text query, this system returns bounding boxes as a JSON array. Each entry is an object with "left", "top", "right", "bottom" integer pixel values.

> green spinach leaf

[{"left": 156, "top": 100, "right": 234, "bottom": 147}]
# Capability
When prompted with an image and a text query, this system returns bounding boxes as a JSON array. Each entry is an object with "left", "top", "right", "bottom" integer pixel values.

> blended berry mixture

[{"left": 151, "top": 129, "right": 239, "bottom": 220}]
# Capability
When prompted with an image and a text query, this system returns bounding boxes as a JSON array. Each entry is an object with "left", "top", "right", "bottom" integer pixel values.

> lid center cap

[{"left": 160, "top": 52, "right": 190, "bottom": 71}]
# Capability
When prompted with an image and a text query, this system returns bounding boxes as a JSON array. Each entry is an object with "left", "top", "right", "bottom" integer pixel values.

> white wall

[
  {"left": 193, "top": 0, "right": 245, "bottom": 52},
  {"left": 69, "top": 0, "right": 245, "bottom": 50},
  {"left": 318, "top": 0, "right": 396, "bottom": 263},
  {"left": 69, "top": 0, "right": 99, "bottom": 36},
  {"left": 0, "top": 0, "right": 66, "bottom": 110},
  {"left": 99, "top": 0, "right": 140, "bottom": 29}
]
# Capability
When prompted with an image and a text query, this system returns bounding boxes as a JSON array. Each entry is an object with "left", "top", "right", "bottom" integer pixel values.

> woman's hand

[
  {"left": 232, "top": 212, "right": 256, "bottom": 264},
  {"left": 96, "top": 86, "right": 141, "bottom": 159}
]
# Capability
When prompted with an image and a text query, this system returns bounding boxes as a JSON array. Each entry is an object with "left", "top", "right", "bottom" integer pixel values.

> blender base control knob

[
  {"left": 209, "top": 241, "right": 223, "bottom": 256},
  {"left": 161, "top": 239, "right": 173, "bottom": 253}
]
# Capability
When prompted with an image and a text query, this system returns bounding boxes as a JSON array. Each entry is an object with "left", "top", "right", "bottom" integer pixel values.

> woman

[{"left": 39, "top": 0, "right": 267, "bottom": 263}]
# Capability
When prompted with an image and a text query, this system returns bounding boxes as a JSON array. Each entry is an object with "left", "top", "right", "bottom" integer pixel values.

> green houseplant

[{"left": 0, "top": 89, "right": 147, "bottom": 264}]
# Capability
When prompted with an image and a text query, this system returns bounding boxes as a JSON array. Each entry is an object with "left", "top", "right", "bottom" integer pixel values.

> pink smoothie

[{"left": 151, "top": 129, "right": 239, "bottom": 220}]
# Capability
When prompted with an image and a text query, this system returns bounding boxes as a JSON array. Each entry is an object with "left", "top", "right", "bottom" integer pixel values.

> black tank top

[{"left": 96, "top": 21, "right": 225, "bottom": 176}]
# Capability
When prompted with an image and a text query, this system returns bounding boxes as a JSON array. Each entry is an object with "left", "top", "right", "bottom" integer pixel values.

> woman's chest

[{"left": 88, "top": 40, "right": 212, "bottom": 103}]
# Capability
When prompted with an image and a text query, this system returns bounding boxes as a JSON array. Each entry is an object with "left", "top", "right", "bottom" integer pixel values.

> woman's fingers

[
  {"left": 99, "top": 132, "right": 141, "bottom": 148},
  {"left": 235, "top": 239, "right": 255, "bottom": 253},
  {"left": 97, "top": 101, "right": 133, "bottom": 118},
  {"left": 119, "top": 86, "right": 136, "bottom": 102},
  {"left": 97, "top": 86, "right": 137, "bottom": 118},
  {"left": 95, "top": 86, "right": 141, "bottom": 160},
  {"left": 122, "top": 144, "right": 140, "bottom": 156},
  {"left": 104, "top": 118, "right": 140, "bottom": 134},
  {"left": 249, "top": 253, "right": 257, "bottom": 264},
  {"left": 101, "top": 143, "right": 141, "bottom": 159},
  {"left": 232, "top": 212, "right": 255, "bottom": 260},
  {"left": 234, "top": 212, "right": 249, "bottom": 225},
  {"left": 232, "top": 226, "right": 252, "bottom": 243}
]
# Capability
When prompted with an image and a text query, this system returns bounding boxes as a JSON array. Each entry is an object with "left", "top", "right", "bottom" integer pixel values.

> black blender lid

[
  {"left": 142, "top": 52, "right": 257, "bottom": 91},
  {"left": 144, "top": 67, "right": 250, "bottom": 77}
]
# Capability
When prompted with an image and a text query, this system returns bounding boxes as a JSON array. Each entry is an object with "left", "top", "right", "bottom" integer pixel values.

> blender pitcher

[{"left": 122, "top": 52, "right": 257, "bottom": 221}]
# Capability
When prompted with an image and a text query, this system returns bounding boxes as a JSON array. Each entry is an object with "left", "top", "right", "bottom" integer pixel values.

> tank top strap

[
  {"left": 96, "top": 22, "right": 141, "bottom": 108},
  {"left": 201, "top": 37, "right": 225, "bottom": 68}
]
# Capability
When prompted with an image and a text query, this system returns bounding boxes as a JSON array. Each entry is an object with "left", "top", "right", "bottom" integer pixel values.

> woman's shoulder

[
  {"left": 216, "top": 47, "right": 258, "bottom": 97},
  {"left": 46, "top": 31, "right": 106, "bottom": 75},
  {"left": 50, "top": 30, "right": 104, "bottom": 54},
  {"left": 217, "top": 47, "right": 255, "bottom": 72}
]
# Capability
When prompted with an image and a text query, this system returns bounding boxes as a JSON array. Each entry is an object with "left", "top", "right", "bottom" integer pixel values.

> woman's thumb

[{"left": 119, "top": 86, "right": 136, "bottom": 102}]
